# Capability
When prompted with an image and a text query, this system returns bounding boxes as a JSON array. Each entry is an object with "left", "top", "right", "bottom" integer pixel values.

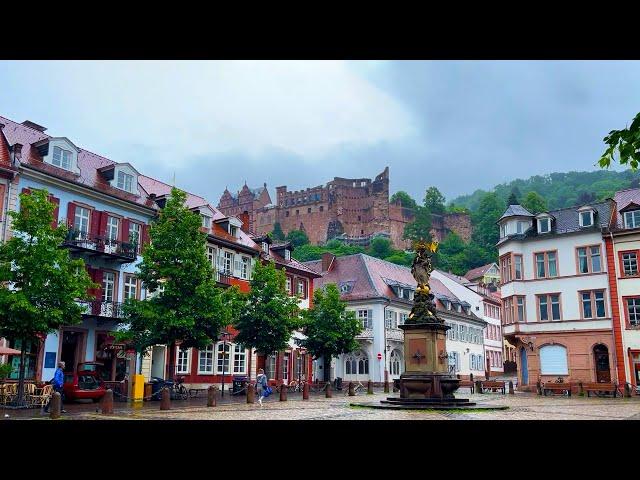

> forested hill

[{"left": 450, "top": 170, "right": 640, "bottom": 212}]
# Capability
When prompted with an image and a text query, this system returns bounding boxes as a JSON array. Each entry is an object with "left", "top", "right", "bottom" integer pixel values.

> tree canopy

[
  {"left": 271, "top": 222, "right": 285, "bottom": 241},
  {"left": 599, "top": 111, "right": 640, "bottom": 170},
  {"left": 390, "top": 191, "right": 417, "bottom": 209},
  {"left": 521, "top": 191, "right": 547, "bottom": 215},
  {"left": 285, "top": 229, "right": 309, "bottom": 248}
]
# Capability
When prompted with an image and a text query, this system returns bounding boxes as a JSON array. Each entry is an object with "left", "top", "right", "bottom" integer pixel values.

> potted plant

[{"left": 0, "top": 363, "right": 14, "bottom": 383}]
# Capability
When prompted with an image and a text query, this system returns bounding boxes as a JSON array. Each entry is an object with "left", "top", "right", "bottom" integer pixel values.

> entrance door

[
  {"left": 520, "top": 348, "right": 528, "bottom": 385},
  {"left": 593, "top": 344, "right": 611, "bottom": 383},
  {"left": 61, "top": 330, "right": 86, "bottom": 372},
  {"left": 151, "top": 346, "right": 166, "bottom": 379}
]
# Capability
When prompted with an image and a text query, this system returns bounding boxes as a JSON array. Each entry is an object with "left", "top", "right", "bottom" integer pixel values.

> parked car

[{"left": 62, "top": 362, "right": 107, "bottom": 402}]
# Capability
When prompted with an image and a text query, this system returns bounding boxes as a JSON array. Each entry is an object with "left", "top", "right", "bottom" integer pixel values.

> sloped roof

[
  {"left": 465, "top": 263, "right": 497, "bottom": 281},
  {"left": 0, "top": 116, "right": 156, "bottom": 209},
  {"left": 498, "top": 204, "right": 534, "bottom": 221},
  {"left": 545, "top": 200, "right": 612, "bottom": 234},
  {"left": 614, "top": 188, "right": 640, "bottom": 228}
]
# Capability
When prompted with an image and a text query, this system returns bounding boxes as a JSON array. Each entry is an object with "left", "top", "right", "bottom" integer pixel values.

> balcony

[
  {"left": 385, "top": 328, "right": 403, "bottom": 342},
  {"left": 355, "top": 328, "right": 374, "bottom": 342},
  {"left": 63, "top": 230, "right": 137, "bottom": 263},
  {"left": 216, "top": 271, "right": 232, "bottom": 286},
  {"left": 78, "top": 300, "right": 124, "bottom": 320}
]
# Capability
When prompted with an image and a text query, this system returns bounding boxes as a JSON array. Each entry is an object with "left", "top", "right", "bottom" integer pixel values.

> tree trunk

[
  {"left": 16, "top": 340, "right": 27, "bottom": 407},
  {"left": 167, "top": 342, "right": 175, "bottom": 380},
  {"left": 323, "top": 355, "right": 331, "bottom": 383}
]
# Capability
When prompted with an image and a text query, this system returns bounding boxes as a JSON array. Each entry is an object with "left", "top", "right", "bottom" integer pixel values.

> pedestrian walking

[
  {"left": 256, "top": 368, "right": 269, "bottom": 407},
  {"left": 44, "top": 361, "right": 66, "bottom": 414}
]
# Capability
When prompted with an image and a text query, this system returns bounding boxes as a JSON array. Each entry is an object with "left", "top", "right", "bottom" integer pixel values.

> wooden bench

[
  {"left": 582, "top": 382, "right": 619, "bottom": 398},
  {"left": 458, "top": 380, "right": 475, "bottom": 393},
  {"left": 542, "top": 382, "right": 572, "bottom": 396},
  {"left": 480, "top": 380, "right": 505, "bottom": 394}
]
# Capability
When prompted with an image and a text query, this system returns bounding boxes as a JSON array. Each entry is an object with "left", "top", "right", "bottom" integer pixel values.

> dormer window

[
  {"left": 117, "top": 171, "right": 134, "bottom": 192},
  {"left": 446, "top": 301, "right": 451, "bottom": 310},
  {"left": 538, "top": 217, "right": 551, "bottom": 234},
  {"left": 230, "top": 225, "right": 238, "bottom": 237},
  {"left": 52, "top": 146, "right": 72, "bottom": 170},
  {"left": 579, "top": 210, "right": 594, "bottom": 228},
  {"left": 284, "top": 249, "right": 291, "bottom": 261},
  {"left": 624, "top": 210, "right": 640, "bottom": 229},
  {"left": 201, "top": 215, "right": 211, "bottom": 229},
  {"left": 262, "top": 242, "right": 269, "bottom": 254}
]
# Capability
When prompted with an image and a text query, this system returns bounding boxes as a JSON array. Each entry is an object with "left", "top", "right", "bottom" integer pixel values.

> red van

[{"left": 62, "top": 362, "right": 107, "bottom": 402}]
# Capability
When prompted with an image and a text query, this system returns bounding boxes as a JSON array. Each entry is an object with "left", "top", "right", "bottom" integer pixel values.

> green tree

[
  {"left": 368, "top": 237, "right": 394, "bottom": 259},
  {"left": 390, "top": 191, "right": 417, "bottom": 209},
  {"left": 521, "top": 191, "right": 547, "bottom": 215},
  {"left": 423, "top": 186, "right": 446, "bottom": 215},
  {"left": 271, "top": 222, "right": 285, "bottom": 241},
  {"left": 471, "top": 192, "right": 504, "bottom": 253},
  {"left": 118, "top": 187, "right": 239, "bottom": 375},
  {"left": 384, "top": 251, "right": 414, "bottom": 267},
  {"left": 234, "top": 260, "right": 300, "bottom": 356},
  {"left": 0, "top": 188, "right": 95, "bottom": 405},
  {"left": 286, "top": 229, "right": 309, "bottom": 248},
  {"left": 403, "top": 205, "right": 432, "bottom": 242},
  {"left": 434, "top": 233, "right": 467, "bottom": 275},
  {"left": 507, "top": 187, "right": 520, "bottom": 205},
  {"left": 599, "top": 111, "right": 640, "bottom": 170},
  {"left": 299, "top": 284, "right": 361, "bottom": 382}
]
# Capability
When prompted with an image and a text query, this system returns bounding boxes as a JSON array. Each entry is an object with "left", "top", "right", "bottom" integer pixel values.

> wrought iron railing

[
  {"left": 63, "top": 230, "right": 137, "bottom": 260},
  {"left": 216, "top": 271, "right": 232, "bottom": 285},
  {"left": 78, "top": 300, "right": 125, "bottom": 319},
  {"left": 355, "top": 328, "right": 374, "bottom": 340}
]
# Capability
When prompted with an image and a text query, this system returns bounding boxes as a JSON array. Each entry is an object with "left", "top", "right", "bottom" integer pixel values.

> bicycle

[
  {"left": 157, "top": 377, "right": 188, "bottom": 400},
  {"left": 344, "top": 380, "right": 366, "bottom": 395}
]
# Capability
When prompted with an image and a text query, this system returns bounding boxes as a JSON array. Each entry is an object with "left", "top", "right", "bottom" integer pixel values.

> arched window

[
  {"left": 344, "top": 351, "right": 369, "bottom": 376},
  {"left": 539, "top": 345, "right": 568, "bottom": 375},
  {"left": 390, "top": 350, "right": 401, "bottom": 376}
]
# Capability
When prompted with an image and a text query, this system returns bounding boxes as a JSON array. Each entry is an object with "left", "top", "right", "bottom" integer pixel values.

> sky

[{"left": 1, "top": 60, "right": 638, "bottom": 205}]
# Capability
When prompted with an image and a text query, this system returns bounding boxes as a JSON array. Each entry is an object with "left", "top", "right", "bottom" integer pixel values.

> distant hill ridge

[{"left": 450, "top": 170, "right": 640, "bottom": 212}]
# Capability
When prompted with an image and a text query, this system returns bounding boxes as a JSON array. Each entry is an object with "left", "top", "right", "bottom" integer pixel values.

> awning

[{"left": 0, "top": 346, "right": 22, "bottom": 356}]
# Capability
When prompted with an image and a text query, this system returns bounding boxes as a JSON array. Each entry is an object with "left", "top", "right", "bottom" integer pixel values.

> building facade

[
  {"left": 464, "top": 262, "right": 501, "bottom": 287},
  {"left": 217, "top": 183, "right": 271, "bottom": 234},
  {"left": 498, "top": 202, "right": 616, "bottom": 391},
  {"left": 305, "top": 253, "right": 487, "bottom": 384},
  {"left": 604, "top": 188, "right": 640, "bottom": 388}
]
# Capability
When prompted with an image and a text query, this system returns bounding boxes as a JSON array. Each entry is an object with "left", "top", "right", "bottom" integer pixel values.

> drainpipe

[{"left": 383, "top": 298, "right": 391, "bottom": 385}]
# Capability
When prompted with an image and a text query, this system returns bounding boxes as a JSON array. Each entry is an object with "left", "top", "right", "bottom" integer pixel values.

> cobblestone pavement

[{"left": 6, "top": 390, "right": 639, "bottom": 420}]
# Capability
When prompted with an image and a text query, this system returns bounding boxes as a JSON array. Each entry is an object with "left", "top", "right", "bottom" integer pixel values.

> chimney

[
  {"left": 321, "top": 252, "right": 336, "bottom": 272},
  {"left": 21, "top": 120, "right": 47, "bottom": 132},
  {"left": 239, "top": 211, "right": 250, "bottom": 234},
  {"left": 11, "top": 143, "right": 23, "bottom": 162}
]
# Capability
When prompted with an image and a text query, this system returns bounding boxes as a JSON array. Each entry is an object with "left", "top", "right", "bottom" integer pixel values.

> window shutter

[
  {"left": 66, "top": 202, "right": 76, "bottom": 229},
  {"left": 90, "top": 209, "right": 101, "bottom": 236},
  {"left": 142, "top": 224, "right": 150, "bottom": 250},
  {"left": 539, "top": 345, "right": 568, "bottom": 375},
  {"left": 367, "top": 309, "right": 373, "bottom": 328},
  {"left": 234, "top": 254, "right": 241, "bottom": 277},
  {"left": 98, "top": 211, "right": 109, "bottom": 237},
  {"left": 48, "top": 195, "right": 60, "bottom": 228},
  {"left": 120, "top": 218, "right": 130, "bottom": 243}
]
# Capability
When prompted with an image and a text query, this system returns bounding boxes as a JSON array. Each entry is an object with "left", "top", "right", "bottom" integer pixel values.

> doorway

[
  {"left": 593, "top": 344, "right": 611, "bottom": 383},
  {"left": 520, "top": 348, "right": 528, "bottom": 385},
  {"left": 151, "top": 346, "right": 166, "bottom": 379},
  {"left": 60, "top": 330, "right": 86, "bottom": 373}
]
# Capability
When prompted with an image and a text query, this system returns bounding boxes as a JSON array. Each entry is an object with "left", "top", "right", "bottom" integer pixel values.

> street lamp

[
  {"left": 298, "top": 347, "right": 307, "bottom": 392},
  {"left": 219, "top": 330, "right": 231, "bottom": 397}
]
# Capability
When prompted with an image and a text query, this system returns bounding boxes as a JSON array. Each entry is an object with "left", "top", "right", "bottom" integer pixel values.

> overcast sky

[{"left": 1, "top": 60, "right": 638, "bottom": 204}]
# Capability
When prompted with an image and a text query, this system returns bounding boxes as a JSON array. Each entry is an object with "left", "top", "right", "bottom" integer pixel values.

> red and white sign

[{"left": 377, "top": 353, "right": 382, "bottom": 360}]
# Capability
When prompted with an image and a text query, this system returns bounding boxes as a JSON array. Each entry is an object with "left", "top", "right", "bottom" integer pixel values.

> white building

[{"left": 305, "top": 253, "right": 487, "bottom": 383}]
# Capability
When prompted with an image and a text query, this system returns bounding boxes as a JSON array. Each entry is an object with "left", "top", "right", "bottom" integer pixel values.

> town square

[{"left": 1, "top": 60, "right": 640, "bottom": 422}]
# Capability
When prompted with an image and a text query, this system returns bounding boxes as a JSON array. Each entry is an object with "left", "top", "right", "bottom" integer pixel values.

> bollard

[
  {"left": 247, "top": 383, "right": 255, "bottom": 404},
  {"left": 475, "top": 380, "right": 483, "bottom": 394},
  {"left": 367, "top": 380, "right": 374, "bottom": 395},
  {"left": 624, "top": 383, "right": 632, "bottom": 398},
  {"left": 384, "top": 380, "right": 390, "bottom": 393},
  {"left": 325, "top": 381, "right": 333, "bottom": 398},
  {"left": 579, "top": 382, "right": 584, "bottom": 396},
  {"left": 348, "top": 381, "right": 355, "bottom": 396},
  {"left": 160, "top": 387, "right": 171, "bottom": 410},
  {"left": 207, "top": 385, "right": 217, "bottom": 407},
  {"left": 536, "top": 380, "right": 542, "bottom": 396},
  {"left": 102, "top": 389, "right": 114, "bottom": 415},
  {"left": 302, "top": 382, "right": 309, "bottom": 400},
  {"left": 470, "top": 373, "right": 474, "bottom": 383},
  {"left": 49, "top": 392, "right": 61, "bottom": 420},
  {"left": 508, "top": 381, "right": 514, "bottom": 395},
  {"left": 280, "top": 382, "right": 288, "bottom": 401}
]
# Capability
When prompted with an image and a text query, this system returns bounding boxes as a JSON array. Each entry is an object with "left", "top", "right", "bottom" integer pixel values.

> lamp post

[
  {"left": 219, "top": 330, "right": 231, "bottom": 397},
  {"left": 298, "top": 347, "right": 307, "bottom": 392}
]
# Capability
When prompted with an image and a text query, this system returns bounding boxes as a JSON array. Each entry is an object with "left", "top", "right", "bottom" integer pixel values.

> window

[
  {"left": 129, "top": 222, "right": 141, "bottom": 251},
  {"left": 201, "top": 215, "right": 211, "bottom": 229},
  {"left": 223, "top": 251, "right": 233, "bottom": 275},
  {"left": 621, "top": 251, "right": 639, "bottom": 277},
  {"left": 514, "top": 255, "right": 523, "bottom": 280},
  {"left": 262, "top": 242, "right": 269, "bottom": 254},
  {"left": 579, "top": 210, "right": 594, "bottom": 227},
  {"left": 399, "top": 313, "right": 408, "bottom": 325},
  {"left": 265, "top": 354, "right": 277, "bottom": 379},
  {"left": 176, "top": 348, "right": 191, "bottom": 374},
  {"left": 284, "top": 249, "right": 291, "bottom": 261},
  {"left": 124, "top": 275, "right": 138, "bottom": 300},
  {"left": 357, "top": 309, "right": 372, "bottom": 329},
  {"left": 5, "top": 339, "right": 37, "bottom": 380},
  {"left": 207, "top": 246, "right": 216, "bottom": 268},
  {"left": 535, "top": 251, "right": 558, "bottom": 278},
  {"left": 198, "top": 345, "right": 214, "bottom": 374},
  {"left": 516, "top": 221, "right": 527, "bottom": 234},
  {"left": 296, "top": 210, "right": 299, "bottom": 216},
  {"left": 385, "top": 310, "right": 398, "bottom": 329},
  {"left": 240, "top": 256, "right": 250, "bottom": 280},
  {"left": 106, "top": 216, "right": 119, "bottom": 242},
  {"left": 538, "top": 294, "right": 561, "bottom": 321},
  {"left": 308, "top": 208, "right": 312, "bottom": 214},
  {"left": 538, "top": 217, "right": 551, "bottom": 233},
  {"left": 539, "top": 345, "right": 568, "bottom": 375},
  {"left": 233, "top": 344, "right": 246, "bottom": 373},
  {"left": 117, "top": 171, "right": 134, "bottom": 192},
  {"left": 500, "top": 254, "right": 513, "bottom": 283},
  {"left": 216, "top": 343, "right": 231, "bottom": 374},
  {"left": 281, "top": 353, "right": 289, "bottom": 381},
  {"left": 344, "top": 351, "right": 369, "bottom": 375},
  {"left": 390, "top": 350, "right": 401, "bottom": 376},
  {"left": 285, "top": 211, "right": 290, "bottom": 217},
  {"left": 102, "top": 271, "right": 115, "bottom": 303},
  {"left": 230, "top": 225, "right": 238, "bottom": 237},
  {"left": 627, "top": 298, "right": 640, "bottom": 326},
  {"left": 286, "top": 276, "right": 292, "bottom": 294},
  {"left": 581, "top": 290, "right": 606, "bottom": 319},
  {"left": 624, "top": 210, "right": 640, "bottom": 229},
  {"left": 74, "top": 206, "right": 90, "bottom": 236},
  {"left": 319, "top": 206, "right": 324, "bottom": 212},
  {"left": 297, "top": 278, "right": 307, "bottom": 298},
  {"left": 577, "top": 245, "right": 602, "bottom": 274},
  {"left": 52, "top": 146, "right": 72, "bottom": 170}
]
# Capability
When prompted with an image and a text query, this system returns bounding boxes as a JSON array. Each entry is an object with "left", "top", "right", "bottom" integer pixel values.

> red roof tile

[
  {"left": 614, "top": 188, "right": 640, "bottom": 228},
  {"left": 0, "top": 125, "right": 12, "bottom": 169},
  {"left": 0, "top": 115, "right": 155, "bottom": 209}
]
